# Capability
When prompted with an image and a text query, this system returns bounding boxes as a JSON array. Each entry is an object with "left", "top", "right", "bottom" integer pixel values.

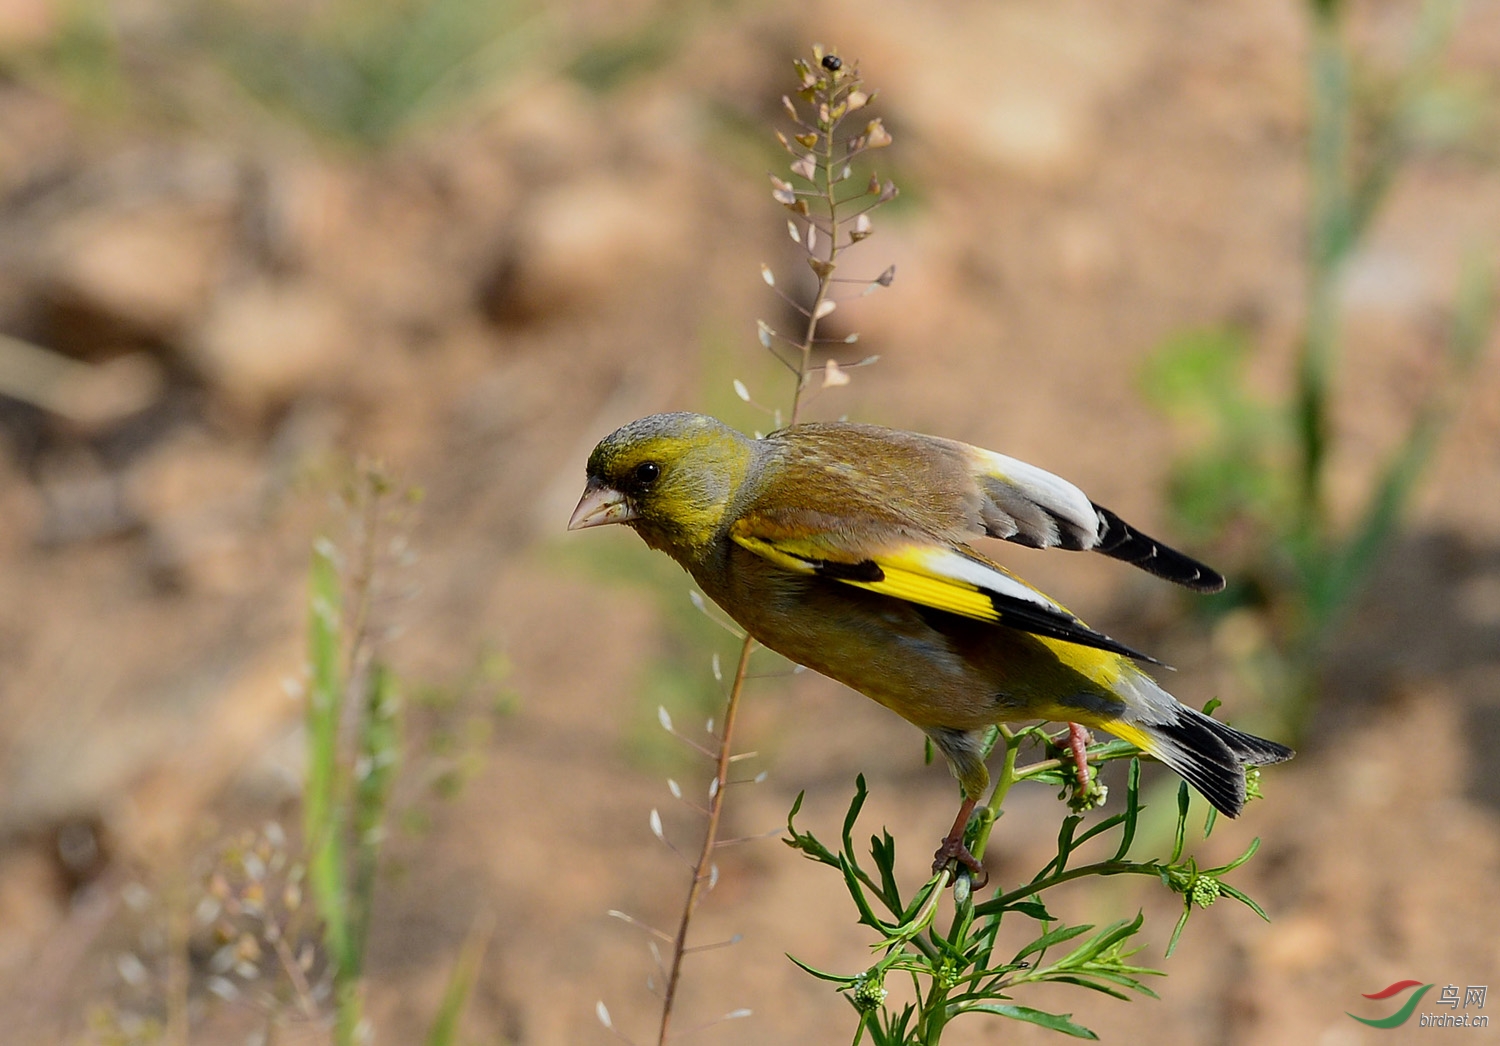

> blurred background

[{"left": 0, "top": 0, "right": 1498, "bottom": 1042}]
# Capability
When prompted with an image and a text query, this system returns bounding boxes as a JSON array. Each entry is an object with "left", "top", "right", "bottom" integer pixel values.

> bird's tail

[
  {"left": 1138, "top": 704, "right": 1293, "bottom": 816},
  {"left": 1100, "top": 672, "right": 1294, "bottom": 817}
]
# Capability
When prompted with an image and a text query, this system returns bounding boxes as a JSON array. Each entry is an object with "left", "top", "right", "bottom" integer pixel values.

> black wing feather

[
  {"left": 984, "top": 588, "right": 1164, "bottom": 666},
  {"left": 1092, "top": 504, "right": 1226, "bottom": 593}
]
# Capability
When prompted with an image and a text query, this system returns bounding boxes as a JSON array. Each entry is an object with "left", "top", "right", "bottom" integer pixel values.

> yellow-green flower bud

[
  {"left": 853, "top": 971, "right": 887, "bottom": 1012},
  {"left": 1191, "top": 876, "right": 1221, "bottom": 908}
]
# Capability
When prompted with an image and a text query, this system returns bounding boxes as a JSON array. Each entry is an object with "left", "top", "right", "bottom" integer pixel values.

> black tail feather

[
  {"left": 1092, "top": 503, "right": 1226, "bottom": 593},
  {"left": 1212, "top": 719, "right": 1296, "bottom": 768},
  {"left": 1147, "top": 706, "right": 1294, "bottom": 817}
]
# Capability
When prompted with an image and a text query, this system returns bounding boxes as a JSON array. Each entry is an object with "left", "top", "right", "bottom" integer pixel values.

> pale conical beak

[{"left": 568, "top": 482, "right": 639, "bottom": 530}]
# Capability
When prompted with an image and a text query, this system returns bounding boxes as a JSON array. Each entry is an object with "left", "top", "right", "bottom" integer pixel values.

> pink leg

[{"left": 1066, "top": 722, "right": 1093, "bottom": 793}]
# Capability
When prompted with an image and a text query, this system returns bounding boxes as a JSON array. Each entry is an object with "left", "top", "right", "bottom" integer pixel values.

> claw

[
  {"left": 931, "top": 835, "right": 988, "bottom": 888},
  {"left": 931, "top": 795, "right": 989, "bottom": 888}
]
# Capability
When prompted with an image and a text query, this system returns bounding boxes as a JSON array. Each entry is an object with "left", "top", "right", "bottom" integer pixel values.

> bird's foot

[
  {"left": 932, "top": 834, "right": 988, "bottom": 889},
  {"left": 1062, "top": 722, "right": 1109, "bottom": 812},
  {"left": 1066, "top": 722, "right": 1093, "bottom": 792}
]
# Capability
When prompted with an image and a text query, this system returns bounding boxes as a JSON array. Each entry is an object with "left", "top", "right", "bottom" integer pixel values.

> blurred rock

[
  {"left": 478, "top": 174, "right": 688, "bottom": 325},
  {"left": 127, "top": 428, "right": 260, "bottom": 523},
  {"left": 111, "top": 641, "right": 303, "bottom": 870},
  {"left": 34, "top": 452, "right": 138, "bottom": 547},
  {"left": 841, "top": 0, "right": 1151, "bottom": 182},
  {"left": 486, "top": 79, "right": 603, "bottom": 185},
  {"left": 39, "top": 200, "right": 233, "bottom": 348},
  {"left": 50, "top": 816, "right": 109, "bottom": 892},
  {"left": 0, "top": 454, "right": 42, "bottom": 555},
  {"left": 0, "top": 845, "right": 64, "bottom": 981},
  {"left": 1053, "top": 213, "right": 1120, "bottom": 290},
  {"left": 0, "top": 95, "right": 70, "bottom": 204},
  {"left": 127, "top": 429, "right": 265, "bottom": 593},
  {"left": 189, "top": 280, "right": 357, "bottom": 417}
]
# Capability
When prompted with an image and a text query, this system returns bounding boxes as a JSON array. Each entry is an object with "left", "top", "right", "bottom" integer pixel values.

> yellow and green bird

[{"left": 569, "top": 412, "right": 1292, "bottom": 875}]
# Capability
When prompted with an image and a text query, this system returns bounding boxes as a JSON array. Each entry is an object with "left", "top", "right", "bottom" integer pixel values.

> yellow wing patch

[
  {"left": 730, "top": 528, "right": 1021, "bottom": 626},
  {"left": 729, "top": 524, "right": 1158, "bottom": 663},
  {"left": 1034, "top": 637, "right": 1128, "bottom": 687},
  {"left": 728, "top": 530, "right": 820, "bottom": 576},
  {"left": 1098, "top": 720, "right": 1154, "bottom": 752},
  {"left": 842, "top": 559, "right": 1000, "bottom": 622}
]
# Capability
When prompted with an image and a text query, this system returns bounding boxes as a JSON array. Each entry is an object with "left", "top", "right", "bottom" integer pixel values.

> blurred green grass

[{"left": 194, "top": 0, "right": 545, "bottom": 149}]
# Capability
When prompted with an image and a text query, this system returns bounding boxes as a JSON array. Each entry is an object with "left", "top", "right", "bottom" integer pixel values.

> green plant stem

[
  {"left": 657, "top": 635, "right": 756, "bottom": 1046},
  {"left": 427, "top": 909, "right": 497, "bottom": 1046},
  {"left": 306, "top": 546, "right": 353, "bottom": 991},
  {"left": 912, "top": 729, "right": 1020, "bottom": 1043},
  {"left": 344, "top": 479, "right": 384, "bottom": 690},
  {"left": 968, "top": 727, "right": 1020, "bottom": 865}
]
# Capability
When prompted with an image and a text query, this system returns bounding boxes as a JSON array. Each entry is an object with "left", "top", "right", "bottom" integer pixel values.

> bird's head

[{"left": 568, "top": 413, "right": 755, "bottom": 559}]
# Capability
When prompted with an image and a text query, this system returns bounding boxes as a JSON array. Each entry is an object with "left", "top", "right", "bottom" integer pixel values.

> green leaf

[
  {"left": 1035, "top": 814, "right": 1084, "bottom": 881},
  {"left": 1013, "top": 923, "right": 1092, "bottom": 965},
  {"left": 785, "top": 792, "right": 840, "bottom": 867},
  {"left": 1112, "top": 759, "right": 1142, "bottom": 861},
  {"left": 959, "top": 1004, "right": 1099, "bottom": 1039},
  {"left": 965, "top": 918, "right": 1003, "bottom": 974},
  {"left": 1045, "top": 975, "right": 1133, "bottom": 1001},
  {"left": 1090, "top": 738, "right": 1142, "bottom": 761},
  {"left": 1170, "top": 781, "right": 1189, "bottom": 863},
  {"left": 1054, "top": 914, "right": 1144, "bottom": 969},
  {"left": 871, "top": 830, "right": 903, "bottom": 914},
  {"left": 976, "top": 724, "right": 1002, "bottom": 760},
  {"left": 786, "top": 952, "right": 859, "bottom": 986},
  {"left": 1009, "top": 900, "right": 1054, "bottom": 922},
  {"left": 1165, "top": 904, "right": 1192, "bottom": 958},
  {"left": 839, "top": 856, "right": 891, "bottom": 934},
  {"left": 1061, "top": 969, "right": 1162, "bottom": 999},
  {"left": 1219, "top": 882, "right": 1270, "bottom": 922},
  {"left": 842, "top": 775, "right": 870, "bottom": 859},
  {"left": 1071, "top": 811, "right": 1127, "bottom": 850},
  {"left": 1209, "top": 836, "right": 1261, "bottom": 876},
  {"left": 426, "top": 912, "right": 494, "bottom": 1046}
]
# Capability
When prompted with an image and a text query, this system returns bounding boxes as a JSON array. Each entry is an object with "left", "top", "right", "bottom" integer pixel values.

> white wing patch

[
  {"left": 969, "top": 446, "right": 1101, "bottom": 550},
  {"left": 889, "top": 545, "right": 1070, "bottom": 618}
]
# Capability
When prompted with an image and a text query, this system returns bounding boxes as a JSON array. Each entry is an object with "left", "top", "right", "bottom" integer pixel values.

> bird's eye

[{"left": 634, "top": 462, "right": 661, "bottom": 486}]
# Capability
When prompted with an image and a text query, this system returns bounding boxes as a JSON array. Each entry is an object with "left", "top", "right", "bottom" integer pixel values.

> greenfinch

[{"left": 569, "top": 412, "right": 1292, "bottom": 875}]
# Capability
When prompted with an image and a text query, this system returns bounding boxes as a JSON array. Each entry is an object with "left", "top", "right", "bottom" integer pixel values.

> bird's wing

[
  {"left": 728, "top": 514, "right": 1160, "bottom": 664},
  {"left": 959, "top": 442, "right": 1226, "bottom": 593}
]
